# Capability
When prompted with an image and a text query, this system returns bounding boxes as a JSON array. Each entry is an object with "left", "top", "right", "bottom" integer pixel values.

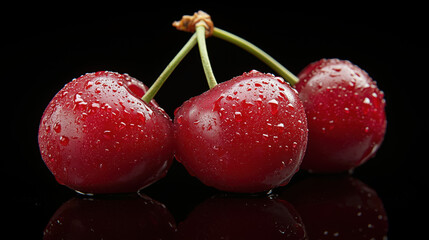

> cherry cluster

[{"left": 38, "top": 11, "right": 386, "bottom": 194}]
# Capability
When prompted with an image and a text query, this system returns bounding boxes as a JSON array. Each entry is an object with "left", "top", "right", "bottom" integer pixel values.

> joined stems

[
  {"left": 142, "top": 33, "right": 198, "bottom": 103},
  {"left": 212, "top": 27, "right": 299, "bottom": 86}
]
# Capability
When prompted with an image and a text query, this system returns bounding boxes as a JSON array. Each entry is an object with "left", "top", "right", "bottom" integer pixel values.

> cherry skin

[
  {"left": 295, "top": 59, "right": 386, "bottom": 172},
  {"left": 38, "top": 71, "right": 174, "bottom": 194},
  {"left": 174, "top": 70, "right": 308, "bottom": 193}
]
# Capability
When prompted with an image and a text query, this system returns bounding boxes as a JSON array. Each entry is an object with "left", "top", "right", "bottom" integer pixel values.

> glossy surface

[
  {"left": 179, "top": 194, "right": 307, "bottom": 239},
  {"left": 281, "top": 175, "right": 388, "bottom": 239},
  {"left": 38, "top": 71, "right": 174, "bottom": 194},
  {"left": 295, "top": 59, "right": 386, "bottom": 172},
  {"left": 43, "top": 194, "right": 177, "bottom": 239},
  {"left": 174, "top": 70, "right": 308, "bottom": 193}
]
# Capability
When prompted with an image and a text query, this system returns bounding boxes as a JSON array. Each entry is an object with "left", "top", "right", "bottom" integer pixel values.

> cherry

[
  {"left": 38, "top": 71, "right": 174, "bottom": 194},
  {"left": 174, "top": 70, "right": 308, "bottom": 193},
  {"left": 295, "top": 59, "right": 386, "bottom": 172}
]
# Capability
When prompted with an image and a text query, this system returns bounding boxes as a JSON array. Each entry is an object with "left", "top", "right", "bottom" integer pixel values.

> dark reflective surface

[
  {"left": 178, "top": 194, "right": 306, "bottom": 239},
  {"left": 39, "top": 174, "right": 390, "bottom": 239},
  {"left": 43, "top": 194, "right": 176, "bottom": 239},
  {"left": 6, "top": 7, "right": 426, "bottom": 239},
  {"left": 280, "top": 175, "right": 388, "bottom": 240}
]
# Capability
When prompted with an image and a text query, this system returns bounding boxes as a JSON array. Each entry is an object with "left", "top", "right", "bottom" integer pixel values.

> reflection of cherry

[
  {"left": 295, "top": 59, "right": 387, "bottom": 172},
  {"left": 43, "top": 194, "right": 177, "bottom": 239},
  {"left": 38, "top": 71, "right": 174, "bottom": 194},
  {"left": 178, "top": 194, "right": 307, "bottom": 239},
  {"left": 280, "top": 175, "right": 388, "bottom": 239},
  {"left": 174, "top": 70, "right": 308, "bottom": 193}
]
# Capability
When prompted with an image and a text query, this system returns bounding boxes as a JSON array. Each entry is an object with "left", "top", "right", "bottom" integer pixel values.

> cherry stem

[
  {"left": 212, "top": 27, "right": 299, "bottom": 86},
  {"left": 142, "top": 33, "right": 198, "bottom": 103},
  {"left": 196, "top": 24, "right": 217, "bottom": 89}
]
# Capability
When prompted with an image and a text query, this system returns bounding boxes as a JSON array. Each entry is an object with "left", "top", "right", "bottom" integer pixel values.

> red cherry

[
  {"left": 295, "top": 59, "right": 387, "bottom": 172},
  {"left": 174, "top": 70, "right": 308, "bottom": 193},
  {"left": 38, "top": 71, "right": 174, "bottom": 194}
]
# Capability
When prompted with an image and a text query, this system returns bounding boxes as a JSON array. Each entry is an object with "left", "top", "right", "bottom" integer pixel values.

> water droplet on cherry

[
  {"left": 268, "top": 99, "right": 279, "bottom": 115},
  {"left": 262, "top": 133, "right": 269, "bottom": 141},
  {"left": 234, "top": 111, "right": 243, "bottom": 122},
  {"left": 118, "top": 122, "right": 127, "bottom": 130},
  {"left": 137, "top": 111, "right": 146, "bottom": 125},
  {"left": 103, "top": 130, "right": 112, "bottom": 139},
  {"left": 292, "top": 142, "right": 298, "bottom": 149},
  {"left": 59, "top": 136, "right": 69, "bottom": 146},
  {"left": 85, "top": 81, "right": 94, "bottom": 89},
  {"left": 344, "top": 107, "right": 350, "bottom": 113},
  {"left": 53, "top": 123, "right": 61, "bottom": 133}
]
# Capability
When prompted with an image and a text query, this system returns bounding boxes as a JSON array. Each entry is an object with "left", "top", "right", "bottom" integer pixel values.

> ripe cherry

[
  {"left": 174, "top": 70, "right": 308, "bottom": 193},
  {"left": 295, "top": 59, "right": 386, "bottom": 172},
  {"left": 38, "top": 71, "right": 174, "bottom": 194}
]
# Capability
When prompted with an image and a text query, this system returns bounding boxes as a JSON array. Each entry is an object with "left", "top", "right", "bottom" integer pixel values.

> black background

[{"left": 4, "top": 6, "right": 428, "bottom": 239}]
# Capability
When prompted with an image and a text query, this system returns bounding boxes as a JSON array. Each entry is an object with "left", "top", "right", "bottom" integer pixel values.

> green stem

[
  {"left": 196, "top": 25, "right": 217, "bottom": 89},
  {"left": 142, "top": 33, "right": 198, "bottom": 103},
  {"left": 212, "top": 27, "right": 299, "bottom": 86}
]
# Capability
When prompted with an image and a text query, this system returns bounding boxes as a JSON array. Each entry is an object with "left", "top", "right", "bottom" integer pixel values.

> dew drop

[
  {"left": 234, "top": 111, "right": 243, "bottom": 122},
  {"left": 74, "top": 93, "right": 84, "bottom": 103},
  {"left": 344, "top": 107, "right": 350, "bottom": 113},
  {"left": 118, "top": 122, "right": 127, "bottom": 130},
  {"left": 268, "top": 99, "right": 279, "bottom": 115},
  {"left": 363, "top": 97, "right": 371, "bottom": 104},
  {"left": 213, "top": 95, "right": 224, "bottom": 111},
  {"left": 103, "top": 130, "right": 112, "bottom": 139},
  {"left": 262, "top": 133, "right": 269, "bottom": 140},
  {"left": 328, "top": 120, "right": 335, "bottom": 130},
  {"left": 137, "top": 111, "right": 146, "bottom": 125},
  {"left": 53, "top": 123, "right": 61, "bottom": 133},
  {"left": 364, "top": 126, "right": 370, "bottom": 133},
  {"left": 91, "top": 102, "right": 100, "bottom": 108},
  {"left": 275, "top": 76, "right": 285, "bottom": 84},
  {"left": 332, "top": 67, "right": 342, "bottom": 72},
  {"left": 59, "top": 136, "right": 69, "bottom": 146},
  {"left": 276, "top": 123, "right": 285, "bottom": 133},
  {"left": 292, "top": 142, "right": 298, "bottom": 149}
]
